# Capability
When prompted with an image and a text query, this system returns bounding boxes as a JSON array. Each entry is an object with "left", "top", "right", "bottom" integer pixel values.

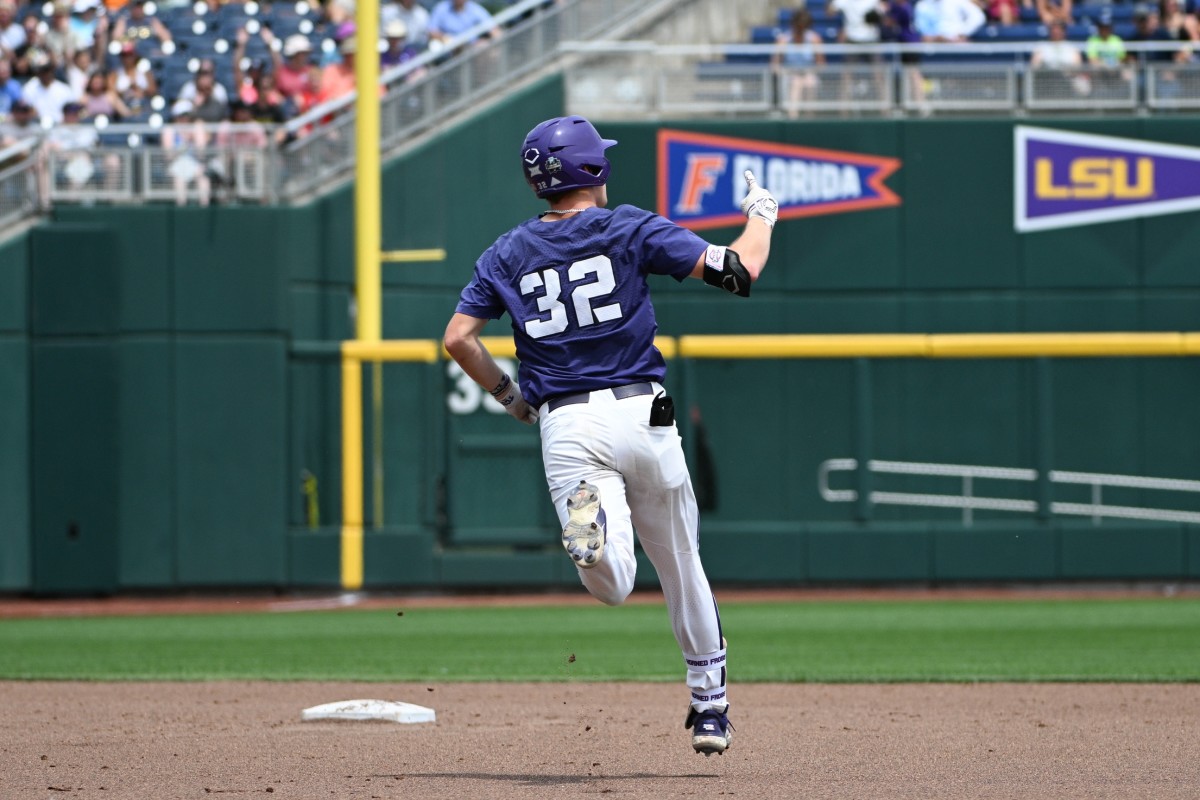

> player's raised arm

[{"left": 688, "top": 170, "right": 777, "bottom": 296}]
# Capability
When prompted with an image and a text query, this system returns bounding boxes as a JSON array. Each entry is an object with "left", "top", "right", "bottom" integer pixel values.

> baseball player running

[{"left": 443, "top": 115, "right": 776, "bottom": 755}]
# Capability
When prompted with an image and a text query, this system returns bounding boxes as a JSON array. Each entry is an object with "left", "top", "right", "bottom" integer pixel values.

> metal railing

[
  {"left": 43, "top": 123, "right": 276, "bottom": 205},
  {"left": 0, "top": 139, "right": 43, "bottom": 227},
  {"left": 563, "top": 41, "right": 1200, "bottom": 118},
  {"left": 819, "top": 458, "right": 1200, "bottom": 526}
]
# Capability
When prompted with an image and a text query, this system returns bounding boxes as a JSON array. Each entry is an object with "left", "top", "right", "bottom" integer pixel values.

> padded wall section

[
  {"left": 31, "top": 341, "right": 119, "bottom": 594},
  {"left": 0, "top": 337, "right": 30, "bottom": 590},
  {"left": 174, "top": 338, "right": 287, "bottom": 586},
  {"left": 117, "top": 339, "right": 176, "bottom": 587},
  {"left": 0, "top": 232, "right": 28, "bottom": 590},
  {"left": 172, "top": 209, "right": 288, "bottom": 333}
]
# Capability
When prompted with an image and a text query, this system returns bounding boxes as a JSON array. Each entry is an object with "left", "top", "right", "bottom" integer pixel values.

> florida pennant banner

[{"left": 657, "top": 129, "right": 902, "bottom": 232}]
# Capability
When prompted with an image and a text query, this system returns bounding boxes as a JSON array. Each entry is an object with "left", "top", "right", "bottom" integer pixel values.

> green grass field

[{"left": 2, "top": 598, "right": 1198, "bottom": 682}]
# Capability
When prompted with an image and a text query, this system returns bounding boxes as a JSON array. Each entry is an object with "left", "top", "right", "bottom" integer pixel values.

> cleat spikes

[{"left": 562, "top": 481, "right": 606, "bottom": 570}]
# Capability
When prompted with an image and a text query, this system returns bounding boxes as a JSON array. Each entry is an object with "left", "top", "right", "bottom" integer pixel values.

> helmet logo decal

[
  {"left": 545, "top": 157, "right": 563, "bottom": 174},
  {"left": 524, "top": 147, "right": 543, "bottom": 178}
]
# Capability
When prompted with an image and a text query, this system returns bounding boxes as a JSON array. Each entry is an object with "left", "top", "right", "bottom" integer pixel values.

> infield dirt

[{"left": 3, "top": 680, "right": 1199, "bottom": 799}]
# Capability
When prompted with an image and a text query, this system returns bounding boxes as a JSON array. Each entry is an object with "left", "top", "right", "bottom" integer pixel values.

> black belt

[{"left": 545, "top": 382, "right": 655, "bottom": 413}]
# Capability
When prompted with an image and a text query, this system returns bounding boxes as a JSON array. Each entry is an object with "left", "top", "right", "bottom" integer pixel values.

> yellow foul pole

[{"left": 345, "top": 0, "right": 381, "bottom": 591}]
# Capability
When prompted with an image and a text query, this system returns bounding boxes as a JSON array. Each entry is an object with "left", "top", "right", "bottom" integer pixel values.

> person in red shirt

[{"left": 275, "top": 34, "right": 318, "bottom": 115}]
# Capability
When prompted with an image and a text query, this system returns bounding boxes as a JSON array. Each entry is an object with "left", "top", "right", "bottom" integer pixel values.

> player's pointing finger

[{"left": 744, "top": 170, "right": 758, "bottom": 189}]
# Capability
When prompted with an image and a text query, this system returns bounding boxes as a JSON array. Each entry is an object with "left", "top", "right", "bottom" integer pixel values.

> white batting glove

[
  {"left": 739, "top": 170, "right": 778, "bottom": 229},
  {"left": 490, "top": 374, "right": 538, "bottom": 425}
]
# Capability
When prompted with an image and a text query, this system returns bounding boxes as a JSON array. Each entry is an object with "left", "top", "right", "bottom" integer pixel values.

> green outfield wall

[{"left": 1, "top": 81, "right": 1198, "bottom": 592}]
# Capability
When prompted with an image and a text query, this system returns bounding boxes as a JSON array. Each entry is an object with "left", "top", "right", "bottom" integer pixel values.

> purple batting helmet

[{"left": 520, "top": 115, "right": 617, "bottom": 198}]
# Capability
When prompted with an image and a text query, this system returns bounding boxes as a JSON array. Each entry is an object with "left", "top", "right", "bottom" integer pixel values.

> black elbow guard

[{"left": 702, "top": 245, "right": 752, "bottom": 298}]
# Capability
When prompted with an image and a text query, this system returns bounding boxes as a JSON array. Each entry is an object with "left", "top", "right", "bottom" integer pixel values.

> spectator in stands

[
  {"left": 879, "top": 0, "right": 925, "bottom": 103},
  {"left": 384, "top": 0, "right": 431, "bottom": 51},
  {"left": 987, "top": 0, "right": 1029, "bottom": 26},
  {"left": 1131, "top": 4, "right": 1178, "bottom": 61},
  {"left": 1086, "top": 11, "right": 1128, "bottom": 66},
  {"left": 1036, "top": 0, "right": 1072, "bottom": 26},
  {"left": 276, "top": 34, "right": 319, "bottom": 115},
  {"left": 772, "top": 8, "right": 824, "bottom": 118},
  {"left": 217, "top": 98, "right": 267, "bottom": 148},
  {"left": 317, "top": 34, "right": 357, "bottom": 104},
  {"left": 1031, "top": 19, "right": 1082, "bottom": 68},
  {"left": 22, "top": 51, "right": 75, "bottom": 124},
  {"left": 0, "top": 0, "right": 28, "bottom": 55},
  {"left": 81, "top": 68, "right": 131, "bottom": 119},
  {"left": 45, "top": 100, "right": 97, "bottom": 172},
  {"left": 177, "top": 59, "right": 230, "bottom": 123},
  {"left": 325, "top": 0, "right": 355, "bottom": 27},
  {"left": 10, "top": 45, "right": 37, "bottom": 82},
  {"left": 66, "top": 43, "right": 93, "bottom": 97},
  {"left": 0, "top": 99, "right": 40, "bottom": 145},
  {"left": 245, "top": 72, "right": 287, "bottom": 122},
  {"left": 381, "top": 19, "right": 421, "bottom": 69},
  {"left": 47, "top": 99, "right": 118, "bottom": 194},
  {"left": 915, "top": 0, "right": 986, "bottom": 42},
  {"left": 828, "top": 0, "right": 881, "bottom": 57},
  {"left": 69, "top": 0, "right": 104, "bottom": 52},
  {"left": 43, "top": 2, "right": 78, "bottom": 70},
  {"left": 209, "top": 98, "right": 268, "bottom": 196},
  {"left": 428, "top": 0, "right": 500, "bottom": 48},
  {"left": 109, "top": 40, "right": 157, "bottom": 115},
  {"left": 163, "top": 98, "right": 211, "bottom": 206},
  {"left": 1030, "top": 19, "right": 1087, "bottom": 96},
  {"left": 234, "top": 26, "right": 287, "bottom": 112},
  {"left": 1131, "top": 4, "right": 1186, "bottom": 97},
  {"left": 0, "top": 58, "right": 21, "bottom": 115},
  {"left": 1160, "top": 0, "right": 1200, "bottom": 45},
  {"left": 111, "top": 0, "right": 171, "bottom": 51},
  {"left": 1086, "top": 10, "right": 1133, "bottom": 95}
]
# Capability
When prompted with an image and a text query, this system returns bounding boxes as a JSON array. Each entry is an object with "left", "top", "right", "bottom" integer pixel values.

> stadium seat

[
  {"left": 750, "top": 25, "right": 779, "bottom": 44},
  {"left": 973, "top": 22, "right": 1048, "bottom": 40}
]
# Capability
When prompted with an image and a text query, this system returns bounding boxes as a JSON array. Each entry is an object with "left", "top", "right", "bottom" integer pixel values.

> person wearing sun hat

[
  {"left": 69, "top": 0, "right": 103, "bottom": 50},
  {"left": 164, "top": 97, "right": 212, "bottom": 207},
  {"left": 383, "top": 0, "right": 430, "bottom": 50},
  {"left": 381, "top": 18, "right": 420, "bottom": 68},
  {"left": 275, "top": 33, "right": 318, "bottom": 114}
]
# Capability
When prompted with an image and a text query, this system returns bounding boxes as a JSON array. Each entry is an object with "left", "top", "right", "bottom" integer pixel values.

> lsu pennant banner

[
  {"left": 1015, "top": 126, "right": 1200, "bottom": 233},
  {"left": 657, "top": 129, "right": 901, "bottom": 231}
]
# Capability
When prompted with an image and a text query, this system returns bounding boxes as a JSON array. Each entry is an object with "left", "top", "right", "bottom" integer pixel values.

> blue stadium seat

[
  {"left": 750, "top": 25, "right": 780, "bottom": 44},
  {"left": 973, "top": 22, "right": 1048, "bottom": 40},
  {"left": 1076, "top": 3, "right": 1135, "bottom": 21}
]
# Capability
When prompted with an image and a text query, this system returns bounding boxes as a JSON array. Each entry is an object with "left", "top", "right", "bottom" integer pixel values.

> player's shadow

[{"left": 395, "top": 772, "right": 722, "bottom": 785}]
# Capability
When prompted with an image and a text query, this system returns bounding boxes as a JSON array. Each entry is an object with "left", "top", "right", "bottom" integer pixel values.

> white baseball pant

[{"left": 539, "top": 383, "right": 728, "bottom": 711}]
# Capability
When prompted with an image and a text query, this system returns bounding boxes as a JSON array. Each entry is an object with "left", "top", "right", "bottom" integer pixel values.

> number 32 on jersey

[{"left": 519, "top": 255, "right": 623, "bottom": 339}]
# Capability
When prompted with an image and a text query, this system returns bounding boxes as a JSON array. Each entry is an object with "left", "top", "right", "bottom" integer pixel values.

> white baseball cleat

[{"left": 562, "top": 480, "right": 605, "bottom": 568}]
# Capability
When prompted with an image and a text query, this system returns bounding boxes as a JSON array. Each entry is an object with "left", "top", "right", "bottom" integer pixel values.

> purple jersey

[{"left": 455, "top": 204, "right": 707, "bottom": 407}]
